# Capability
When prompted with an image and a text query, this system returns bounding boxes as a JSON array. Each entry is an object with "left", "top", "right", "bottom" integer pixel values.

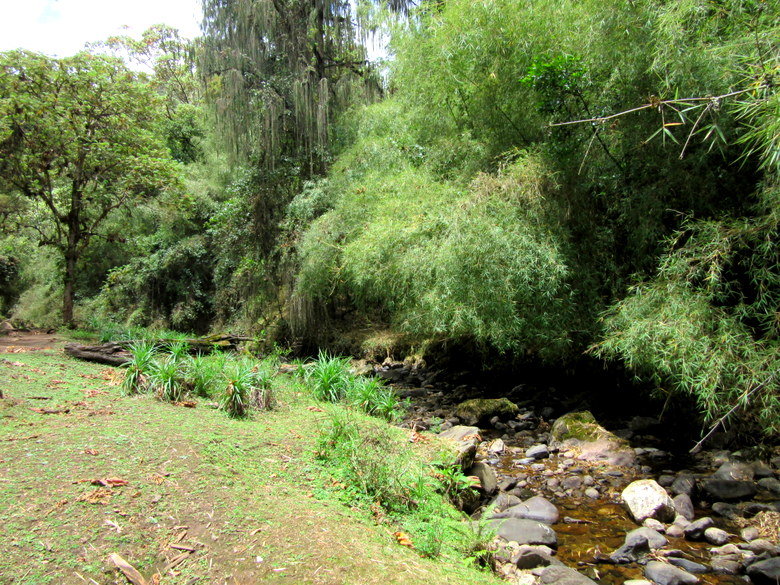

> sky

[{"left": 0, "top": 0, "right": 203, "bottom": 56}]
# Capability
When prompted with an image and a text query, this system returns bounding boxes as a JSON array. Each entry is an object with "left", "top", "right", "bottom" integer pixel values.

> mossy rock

[
  {"left": 550, "top": 411, "right": 604, "bottom": 443},
  {"left": 550, "top": 411, "right": 636, "bottom": 467},
  {"left": 455, "top": 398, "right": 519, "bottom": 426}
]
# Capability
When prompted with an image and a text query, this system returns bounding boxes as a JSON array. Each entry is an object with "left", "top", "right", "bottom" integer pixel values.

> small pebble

[
  {"left": 584, "top": 487, "right": 599, "bottom": 499},
  {"left": 704, "top": 527, "right": 731, "bottom": 546},
  {"left": 740, "top": 526, "right": 759, "bottom": 542}
]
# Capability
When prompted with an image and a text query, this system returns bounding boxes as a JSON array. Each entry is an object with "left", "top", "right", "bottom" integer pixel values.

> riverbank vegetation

[{"left": 1, "top": 0, "right": 777, "bottom": 439}]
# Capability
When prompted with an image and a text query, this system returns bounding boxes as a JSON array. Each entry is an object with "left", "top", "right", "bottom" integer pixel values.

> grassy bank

[{"left": 0, "top": 336, "right": 502, "bottom": 585}]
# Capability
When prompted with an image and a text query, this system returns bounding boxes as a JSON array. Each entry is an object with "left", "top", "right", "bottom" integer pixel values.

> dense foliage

[
  {"left": 1, "top": 0, "right": 777, "bottom": 439},
  {"left": 0, "top": 51, "right": 179, "bottom": 324}
]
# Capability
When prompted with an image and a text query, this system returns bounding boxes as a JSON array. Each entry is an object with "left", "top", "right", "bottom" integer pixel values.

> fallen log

[
  {"left": 64, "top": 342, "right": 131, "bottom": 367},
  {"left": 64, "top": 335, "right": 253, "bottom": 366}
]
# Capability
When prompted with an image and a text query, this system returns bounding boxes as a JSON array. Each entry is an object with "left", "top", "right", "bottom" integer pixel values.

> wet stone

[
  {"left": 741, "top": 526, "right": 760, "bottom": 542},
  {"left": 627, "top": 527, "right": 668, "bottom": 550},
  {"left": 526, "top": 444, "right": 550, "bottom": 459},
  {"left": 757, "top": 477, "right": 780, "bottom": 497},
  {"left": 491, "top": 496, "right": 560, "bottom": 525},
  {"left": 622, "top": 479, "right": 676, "bottom": 523},
  {"left": 739, "top": 539, "right": 779, "bottom": 555},
  {"left": 538, "top": 566, "right": 598, "bottom": 585},
  {"left": 645, "top": 560, "right": 700, "bottom": 585},
  {"left": 667, "top": 557, "right": 709, "bottom": 574},
  {"left": 711, "top": 502, "right": 739, "bottom": 518},
  {"left": 584, "top": 487, "right": 600, "bottom": 499},
  {"left": 703, "top": 479, "right": 758, "bottom": 501},
  {"left": 714, "top": 461, "right": 755, "bottom": 481},
  {"left": 684, "top": 517, "right": 715, "bottom": 540},
  {"left": 747, "top": 558, "right": 780, "bottom": 585},
  {"left": 671, "top": 475, "right": 696, "bottom": 497},
  {"left": 673, "top": 493, "right": 695, "bottom": 522},
  {"left": 488, "top": 518, "right": 558, "bottom": 547},
  {"left": 710, "top": 558, "right": 742, "bottom": 575},
  {"left": 643, "top": 518, "right": 666, "bottom": 533},
  {"left": 704, "top": 527, "right": 731, "bottom": 546}
]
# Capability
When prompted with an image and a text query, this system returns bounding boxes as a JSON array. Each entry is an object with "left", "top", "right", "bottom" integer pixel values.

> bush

[
  {"left": 315, "top": 408, "right": 493, "bottom": 561},
  {"left": 187, "top": 354, "right": 222, "bottom": 397},
  {"left": 306, "top": 351, "right": 352, "bottom": 402},
  {"left": 295, "top": 145, "right": 573, "bottom": 358}
]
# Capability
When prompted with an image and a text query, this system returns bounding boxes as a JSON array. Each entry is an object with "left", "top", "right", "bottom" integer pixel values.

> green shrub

[
  {"left": 295, "top": 148, "right": 573, "bottom": 357},
  {"left": 305, "top": 352, "right": 404, "bottom": 420},
  {"left": 343, "top": 376, "right": 402, "bottom": 422},
  {"left": 315, "top": 408, "right": 493, "bottom": 561},
  {"left": 122, "top": 341, "right": 158, "bottom": 395},
  {"left": 166, "top": 340, "right": 191, "bottom": 363}
]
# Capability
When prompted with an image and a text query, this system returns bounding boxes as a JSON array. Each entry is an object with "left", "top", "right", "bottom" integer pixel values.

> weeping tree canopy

[{"left": 201, "top": 0, "right": 412, "bottom": 174}]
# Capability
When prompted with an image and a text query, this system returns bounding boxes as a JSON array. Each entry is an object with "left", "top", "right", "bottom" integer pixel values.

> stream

[{"left": 373, "top": 359, "right": 780, "bottom": 585}]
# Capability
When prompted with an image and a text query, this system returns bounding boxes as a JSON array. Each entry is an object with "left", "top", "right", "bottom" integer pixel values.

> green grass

[{"left": 0, "top": 337, "right": 503, "bottom": 585}]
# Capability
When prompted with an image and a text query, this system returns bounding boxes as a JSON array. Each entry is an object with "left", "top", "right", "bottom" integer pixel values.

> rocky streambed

[{"left": 371, "top": 360, "right": 780, "bottom": 585}]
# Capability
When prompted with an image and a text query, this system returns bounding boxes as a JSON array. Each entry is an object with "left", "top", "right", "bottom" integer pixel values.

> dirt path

[{"left": 0, "top": 330, "right": 60, "bottom": 350}]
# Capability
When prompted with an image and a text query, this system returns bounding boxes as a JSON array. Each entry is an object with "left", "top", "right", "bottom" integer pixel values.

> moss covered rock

[
  {"left": 550, "top": 411, "right": 636, "bottom": 467},
  {"left": 455, "top": 398, "right": 519, "bottom": 426}
]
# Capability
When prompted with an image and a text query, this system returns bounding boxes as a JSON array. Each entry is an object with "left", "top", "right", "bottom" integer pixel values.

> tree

[{"left": 0, "top": 50, "right": 179, "bottom": 325}]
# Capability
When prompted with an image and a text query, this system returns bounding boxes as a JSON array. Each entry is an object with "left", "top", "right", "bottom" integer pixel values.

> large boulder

[
  {"left": 622, "top": 479, "right": 676, "bottom": 523},
  {"left": 549, "top": 411, "right": 637, "bottom": 467},
  {"left": 488, "top": 518, "right": 558, "bottom": 547},
  {"left": 437, "top": 426, "right": 481, "bottom": 470},
  {"left": 454, "top": 398, "right": 519, "bottom": 426},
  {"left": 702, "top": 479, "right": 757, "bottom": 501}
]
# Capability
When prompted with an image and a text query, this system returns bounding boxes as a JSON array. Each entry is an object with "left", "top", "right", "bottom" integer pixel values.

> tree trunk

[{"left": 63, "top": 252, "right": 76, "bottom": 327}]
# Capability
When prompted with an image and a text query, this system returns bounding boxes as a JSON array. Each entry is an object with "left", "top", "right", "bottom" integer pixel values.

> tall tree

[
  {"left": 0, "top": 51, "right": 179, "bottom": 325},
  {"left": 200, "top": 0, "right": 410, "bottom": 171}
]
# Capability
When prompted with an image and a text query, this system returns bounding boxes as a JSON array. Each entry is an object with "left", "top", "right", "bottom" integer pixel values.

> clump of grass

[
  {"left": 306, "top": 351, "right": 352, "bottom": 402},
  {"left": 149, "top": 356, "right": 185, "bottom": 402},
  {"left": 343, "top": 376, "right": 402, "bottom": 421},
  {"left": 219, "top": 357, "right": 277, "bottom": 418},
  {"left": 252, "top": 357, "right": 278, "bottom": 410},
  {"left": 306, "top": 351, "right": 403, "bottom": 420},
  {"left": 166, "top": 340, "right": 191, "bottom": 363},
  {"left": 122, "top": 341, "right": 157, "bottom": 395}
]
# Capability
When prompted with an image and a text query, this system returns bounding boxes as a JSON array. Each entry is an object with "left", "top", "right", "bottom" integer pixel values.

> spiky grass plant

[
  {"left": 166, "top": 340, "right": 191, "bottom": 363},
  {"left": 220, "top": 358, "right": 257, "bottom": 418},
  {"left": 306, "top": 351, "right": 352, "bottom": 402},
  {"left": 252, "top": 358, "right": 278, "bottom": 410},
  {"left": 149, "top": 356, "right": 185, "bottom": 402},
  {"left": 343, "top": 376, "right": 402, "bottom": 421},
  {"left": 122, "top": 341, "right": 158, "bottom": 395}
]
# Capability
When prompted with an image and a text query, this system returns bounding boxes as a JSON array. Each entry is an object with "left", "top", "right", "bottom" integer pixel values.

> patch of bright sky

[{"left": 0, "top": 0, "right": 202, "bottom": 56}]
